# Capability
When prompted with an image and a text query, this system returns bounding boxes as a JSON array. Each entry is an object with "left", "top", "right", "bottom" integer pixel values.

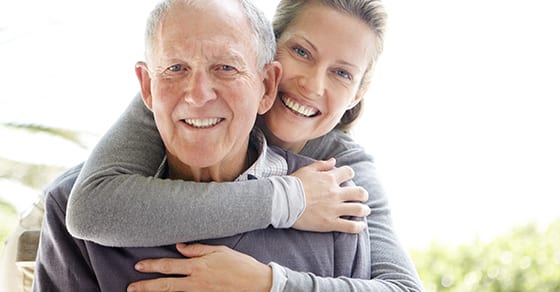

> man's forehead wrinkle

[
  {"left": 150, "top": 0, "right": 257, "bottom": 70},
  {"left": 158, "top": 40, "right": 249, "bottom": 65},
  {"left": 202, "top": 45, "right": 248, "bottom": 64}
]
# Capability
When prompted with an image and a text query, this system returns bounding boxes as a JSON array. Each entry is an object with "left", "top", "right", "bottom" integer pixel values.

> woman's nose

[{"left": 297, "top": 70, "right": 325, "bottom": 99}]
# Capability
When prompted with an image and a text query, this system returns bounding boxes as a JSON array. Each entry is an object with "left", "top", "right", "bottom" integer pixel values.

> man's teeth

[
  {"left": 184, "top": 118, "right": 222, "bottom": 128},
  {"left": 282, "top": 96, "right": 317, "bottom": 117}
]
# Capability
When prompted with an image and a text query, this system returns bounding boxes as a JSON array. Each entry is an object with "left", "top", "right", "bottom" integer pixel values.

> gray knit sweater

[{"left": 66, "top": 94, "right": 423, "bottom": 291}]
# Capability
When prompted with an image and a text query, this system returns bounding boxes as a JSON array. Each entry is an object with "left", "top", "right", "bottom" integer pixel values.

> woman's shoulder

[{"left": 302, "top": 130, "right": 370, "bottom": 161}]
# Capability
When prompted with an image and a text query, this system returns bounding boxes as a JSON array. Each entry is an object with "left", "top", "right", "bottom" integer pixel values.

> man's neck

[{"left": 166, "top": 145, "right": 257, "bottom": 182}]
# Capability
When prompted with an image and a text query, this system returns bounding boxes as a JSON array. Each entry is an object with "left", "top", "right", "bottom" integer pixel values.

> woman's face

[{"left": 264, "top": 3, "right": 377, "bottom": 152}]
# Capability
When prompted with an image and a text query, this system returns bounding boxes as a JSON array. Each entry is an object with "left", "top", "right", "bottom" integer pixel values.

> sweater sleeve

[
  {"left": 66, "top": 94, "right": 305, "bottom": 247},
  {"left": 297, "top": 131, "right": 424, "bottom": 291},
  {"left": 279, "top": 265, "right": 410, "bottom": 292}
]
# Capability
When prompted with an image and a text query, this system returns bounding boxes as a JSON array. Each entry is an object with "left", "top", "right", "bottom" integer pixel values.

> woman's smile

[{"left": 279, "top": 93, "right": 320, "bottom": 117}]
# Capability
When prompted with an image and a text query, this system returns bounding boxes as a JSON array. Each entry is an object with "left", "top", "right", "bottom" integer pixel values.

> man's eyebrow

[{"left": 217, "top": 51, "right": 248, "bottom": 65}]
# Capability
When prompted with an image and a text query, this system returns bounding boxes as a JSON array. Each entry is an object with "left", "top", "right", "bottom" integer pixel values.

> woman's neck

[{"left": 256, "top": 117, "right": 306, "bottom": 153}]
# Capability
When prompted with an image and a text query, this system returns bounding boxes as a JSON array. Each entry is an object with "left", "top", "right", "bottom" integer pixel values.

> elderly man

[{"left": 32, "top": 0, "right": 370, "bottom": 291}]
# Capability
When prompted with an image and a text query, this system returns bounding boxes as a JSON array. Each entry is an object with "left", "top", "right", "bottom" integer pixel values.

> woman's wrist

[{"left": 268, "top": 262, "right": 288, "bottom": 292}]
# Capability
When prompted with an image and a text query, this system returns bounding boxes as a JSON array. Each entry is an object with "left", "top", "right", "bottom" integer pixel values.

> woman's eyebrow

[
  {"left": 298, "top": 36, "right": 318, "bottom": 53},
  {"left": 336, "top": 59, "right": 360, "bottom": 71}
]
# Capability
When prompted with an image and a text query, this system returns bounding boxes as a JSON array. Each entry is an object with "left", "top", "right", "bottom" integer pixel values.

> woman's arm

[
  {"left": 66, "top": 94, "right": 365, "bottom": 247},
  {"left": 280, "top": 158, "right": 422, "bottom": 291},
  {"left": 67, "top": 94, "right": 305, "bottom": 247},
  {"left": 300, "top": 130, "right": 423, "bottom": 291}
]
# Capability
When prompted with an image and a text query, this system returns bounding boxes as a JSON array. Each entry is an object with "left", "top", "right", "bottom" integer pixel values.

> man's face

[{"left": 136, "top": 1, "right": 277, "bottom": 181}]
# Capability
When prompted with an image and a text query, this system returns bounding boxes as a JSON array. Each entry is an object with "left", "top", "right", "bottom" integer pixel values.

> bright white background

[{"left": 1, "top": 0, "right": 559, "bottom": 248}]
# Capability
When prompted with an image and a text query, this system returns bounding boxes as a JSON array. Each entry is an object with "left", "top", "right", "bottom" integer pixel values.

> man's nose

[{"left": 183, "top": 71, "right": 217, "bottom": 106}]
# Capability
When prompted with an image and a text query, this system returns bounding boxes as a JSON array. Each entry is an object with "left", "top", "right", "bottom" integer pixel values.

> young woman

[{"left": 67, "top": 0, "right": 422, "bottom": 290}]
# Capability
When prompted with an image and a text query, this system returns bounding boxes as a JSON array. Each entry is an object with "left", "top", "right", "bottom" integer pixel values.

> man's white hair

[{"left": 144, "top": 0, "right": 276, "bottom": 69}]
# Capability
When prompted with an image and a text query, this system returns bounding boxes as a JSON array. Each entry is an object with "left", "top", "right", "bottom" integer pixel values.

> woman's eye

[
  {"left": 336, "top": 69, "right": 352, "bottom": 80},
  {"left": 293, "top": 46, "right": 309, "bottom": 58},
  {"left": 167, "top": 64, "right": 184, "bottom": 72}
]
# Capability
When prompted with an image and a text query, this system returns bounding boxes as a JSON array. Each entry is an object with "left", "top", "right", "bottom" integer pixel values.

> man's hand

[
  {"left": 127, "top": 243, "right": 272, "bottom": 292},
  {"left": 291, "top": 158, "right": 370, "bottom": 233}
]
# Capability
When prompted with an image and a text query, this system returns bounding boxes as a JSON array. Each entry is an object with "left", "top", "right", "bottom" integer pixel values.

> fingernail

[{"left": 134, "top": 263, "right": 144, "bottom": 271}]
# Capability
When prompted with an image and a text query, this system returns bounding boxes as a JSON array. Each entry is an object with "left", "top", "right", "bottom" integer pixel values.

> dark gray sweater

[{"left": 33, "top": 145, "right": 370, "bottom": 291}]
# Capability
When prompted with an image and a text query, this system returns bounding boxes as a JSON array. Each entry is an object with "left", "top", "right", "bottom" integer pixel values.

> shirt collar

[
  {"left": 236, "top": 128, "right": 287, "bottom": 181},
  {"left": 155, "top": 127, "right": 288, "bottom": 181}
]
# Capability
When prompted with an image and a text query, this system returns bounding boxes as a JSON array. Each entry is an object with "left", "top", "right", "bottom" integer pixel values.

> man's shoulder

[
  {"left": 43, "top": 163, "right": 84, "bottom": 205},
  {"left": 268, "top": 145, "right": 315, "bottom": 173}
]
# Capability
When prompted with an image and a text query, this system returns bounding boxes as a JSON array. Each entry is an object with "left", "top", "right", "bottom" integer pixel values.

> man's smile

[{"left": 182, "top": 118, "right": 224, "bottom": 128}]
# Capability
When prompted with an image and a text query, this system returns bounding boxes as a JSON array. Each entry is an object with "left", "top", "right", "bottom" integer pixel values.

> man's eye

[
  {"left": 293, "top": 46, "right": 309, "bottom": 58},
  {"left": 215, "top": 65, "right": 238, "bottom": 76},
  {"left": 220, "top": 65, "right": 236, "bottom": 71},
  {"left": 167, "top": 64, "right": 183, "bottom": 72}
]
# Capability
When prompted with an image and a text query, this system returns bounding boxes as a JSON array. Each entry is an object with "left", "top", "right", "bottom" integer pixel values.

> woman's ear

[
  {"left": 346, "top": 92, "right": 364, "bottom": 110},
  {"left": 135, "top": 61, "right": 153, "bottom": 110},
  {"left": 258, "top": 61, "right": 283, "bottom": 115},
  {"left": 348, "top": 81, "right": 370, "bottom": 110}
]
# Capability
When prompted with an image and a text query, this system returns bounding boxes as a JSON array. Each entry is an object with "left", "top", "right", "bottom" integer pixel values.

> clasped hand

[
  {"left": 291, "top": 158, "right": 370, "bottom": 233},
  {"left": 127, "top": 243, "right": 272, "bottom": 292}
]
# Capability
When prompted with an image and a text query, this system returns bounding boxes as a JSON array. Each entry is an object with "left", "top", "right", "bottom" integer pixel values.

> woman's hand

[
  {"left": 127, "top": 243, "right": 272, "bottom": 292},
  {"left": 291, "top": 158, "right": 370, "bottom": 233}
]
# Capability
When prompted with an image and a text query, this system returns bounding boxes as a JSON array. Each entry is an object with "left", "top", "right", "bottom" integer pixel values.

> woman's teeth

[{"left": 282, "top": 96, "right": 317, "bottom": 117}]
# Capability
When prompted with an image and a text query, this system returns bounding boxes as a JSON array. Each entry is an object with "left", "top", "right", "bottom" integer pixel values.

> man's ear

[
  {"left": 135, "top": 61, "right": 154, "bottom": 110},
  {"left": 258, "top": 61, "right": 282, "bottom": 115}
]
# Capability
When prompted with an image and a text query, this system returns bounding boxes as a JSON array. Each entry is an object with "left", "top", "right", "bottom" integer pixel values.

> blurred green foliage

[
  {"left": 0, "top": 200, "right": 18, "bottom": 255},
  {"left": 0, "top": 157, "right": 66, "bottom": 190},
  {"left": 1, "top": 122, "right": 89, "bottom": 256},
  {"left": 411, "top": 219, "right": 560, "bottom": 292},
  {"left": 0, "top": 123, "right": 87, "bottom": 190},
  {"left": 1, "top": 123, "right": 90, "bottom": 149}
]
